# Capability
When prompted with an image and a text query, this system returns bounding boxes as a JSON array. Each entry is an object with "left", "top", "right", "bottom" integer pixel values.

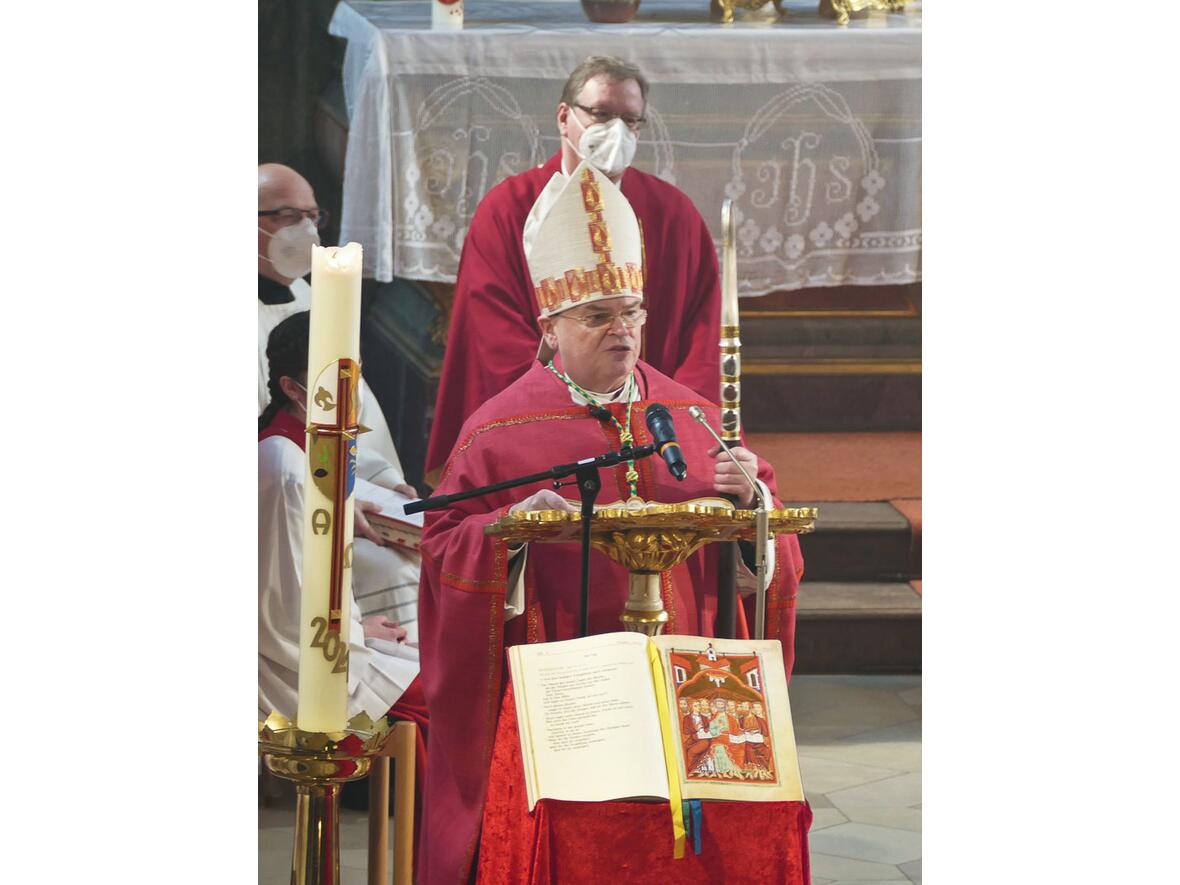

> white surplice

[{"left": 258, "top": 430, "right": 420, "bottom": 722}]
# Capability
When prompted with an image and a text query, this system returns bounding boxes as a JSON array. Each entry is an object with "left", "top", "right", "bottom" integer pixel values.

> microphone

[{"left": 644, "top": 403, "right": 687, "bottom": 481}]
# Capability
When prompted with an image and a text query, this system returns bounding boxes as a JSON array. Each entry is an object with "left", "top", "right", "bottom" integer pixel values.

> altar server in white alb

[
  {"left": 258, "top": 311, "right": 424, "bottom": 722},
  {"left": 257, "top": 163, "right": 418, "bottom": 624}
]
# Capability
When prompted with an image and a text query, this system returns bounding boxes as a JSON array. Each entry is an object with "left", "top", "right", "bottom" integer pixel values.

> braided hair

[{"left": 259, "top": 310, "right": 310, "bottom": 432}]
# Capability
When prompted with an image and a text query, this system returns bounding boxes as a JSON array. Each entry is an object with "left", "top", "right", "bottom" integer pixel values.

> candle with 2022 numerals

[{"left": 296, "top": 242, "right": 364, "bottom": 733}]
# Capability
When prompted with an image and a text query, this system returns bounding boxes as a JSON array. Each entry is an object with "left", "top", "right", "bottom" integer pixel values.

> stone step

[
  {"left": 793, "top": 581, "right": 921, "bottom": 674},
  {"left": 788, "top": 502, "right": 917, "bottom": 583},
  {"left": 738, "top": 289, "right": 921, "bottom": 433},
  {"left": 743, "top": 372, "right": 921, "bottom": 433},
  {"left": 741, "top": 315, "right": 922, "bottom": 362}
]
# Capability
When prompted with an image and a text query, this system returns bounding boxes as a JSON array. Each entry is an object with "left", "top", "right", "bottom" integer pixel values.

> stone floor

[
  {"left": 259, "top": 674, "right": 921, "bottom": 884},
  {"left": 258, "top": 802, "right": 386, "bottom": 885},
  {"left": 793, "top": 674, "right": 922, "bottom": 885}
]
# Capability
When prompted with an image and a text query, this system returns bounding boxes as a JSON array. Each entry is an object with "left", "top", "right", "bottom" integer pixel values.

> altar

[{"left": 327, "top": 0, "right": 922, "bottom": 294}]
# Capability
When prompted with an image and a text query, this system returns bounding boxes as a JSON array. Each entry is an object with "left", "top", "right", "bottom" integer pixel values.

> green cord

[{"left": 546, "top": 360, "right": 641, "bottom": 499}]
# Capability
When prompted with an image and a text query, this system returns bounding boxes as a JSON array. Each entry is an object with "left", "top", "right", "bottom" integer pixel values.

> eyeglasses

[
  {"left": 258, "top": 206, "right": 330, "bottom": 229},
  {"left": 573, "top": 103, "right": 646, "bottom": 132},
  {"left": 560, "top": 306, "right": 647, "bottom": 329}
]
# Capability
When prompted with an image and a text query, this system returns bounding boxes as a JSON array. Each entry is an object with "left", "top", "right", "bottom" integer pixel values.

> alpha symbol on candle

[
  {"left": 314, "top": 386, "right": 336, "bottom": 411},
  {"left": 312, "top": 508, "right": 332, "bottom": 535}
]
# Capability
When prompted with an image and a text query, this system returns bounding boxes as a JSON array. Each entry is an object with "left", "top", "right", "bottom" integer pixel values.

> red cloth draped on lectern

[{"left": 477, "top": 679, "right": 813, "bottom": 884}]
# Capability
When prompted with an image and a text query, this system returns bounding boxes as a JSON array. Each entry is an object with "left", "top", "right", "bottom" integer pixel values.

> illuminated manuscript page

[{"left": 651, "top": 635, "right": 804, "bottom": 804}]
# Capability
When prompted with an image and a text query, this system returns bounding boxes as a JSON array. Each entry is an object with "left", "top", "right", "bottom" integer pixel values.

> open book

[
  {"left": 354, "top": 479, "right": 424, "bottom": 554},
  {"left": 508, "top": 632, "right": 804, "bottom": 811}
]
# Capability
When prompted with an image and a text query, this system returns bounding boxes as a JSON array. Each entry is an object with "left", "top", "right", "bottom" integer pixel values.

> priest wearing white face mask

[
  {"left": 557, "top": 73, "right": 641, "bottom": 182},
  {"left": 425, "top": 56, "right": 723, "bottom": 485},
  {"left": 257, "top": 164, "right": 418, "bottom": 620},
  {"left": 258, "top": 163, "right": 324, "bottom": 412}
]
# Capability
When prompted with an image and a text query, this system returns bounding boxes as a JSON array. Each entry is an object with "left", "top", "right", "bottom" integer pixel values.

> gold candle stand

[
  {"left": 487, "top": 499, "right": 816, "bottom": 636},
  {"left": 259, "top": 711, "right": 391, "bottom": 885}
]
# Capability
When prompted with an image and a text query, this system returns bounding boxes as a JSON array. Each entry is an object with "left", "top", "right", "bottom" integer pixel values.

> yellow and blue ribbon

[{"left": 647, "top": 641, "right": 686, "bottom": 859}]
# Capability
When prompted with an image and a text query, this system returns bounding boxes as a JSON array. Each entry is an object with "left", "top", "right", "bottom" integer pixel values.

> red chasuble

[
  {"left": 417, "top": 361, "right": 804, "bottom": 884},
  {"left": 424, "top": 152, "right": 723, "bottom": 481}
]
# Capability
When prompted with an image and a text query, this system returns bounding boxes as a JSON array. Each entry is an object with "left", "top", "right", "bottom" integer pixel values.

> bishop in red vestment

[
  {"left": 417, "top": 158, "right": 802, "bottom": 884},
  {"left": 424, "top": 57, "right": 722, "bottom": 482}
]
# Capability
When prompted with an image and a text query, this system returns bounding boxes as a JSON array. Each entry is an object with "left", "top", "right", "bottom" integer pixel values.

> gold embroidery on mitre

[
  {"left": 534, "top": 262, "right": 644, "bottom": 312},
  {"left": 580, "top": 170, "right": 603, "bottom": 213},
  {"left": 588, "top": 220, "right": 612, "bottom": 256},
  {"left": 531, "top": 165, "right": 643, "bottom": 315}
]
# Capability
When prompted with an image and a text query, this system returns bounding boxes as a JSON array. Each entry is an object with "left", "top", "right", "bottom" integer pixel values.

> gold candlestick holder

[
  {"left": 487, "top": 498, "right": 816, "bottom": 636},
  {"left": 714, "top": 0, "right": 786, "bottom": 26},
  {"left": 819, "top": 0, "right": 907, "bottom": 26},
  {"left": 259, "top": 711, "right": 391, "bottom": 885}
]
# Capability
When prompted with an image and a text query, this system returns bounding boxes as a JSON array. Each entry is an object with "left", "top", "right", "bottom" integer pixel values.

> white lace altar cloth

[{"left": 330, "top": 0, "right": 921, "bottom": 294}]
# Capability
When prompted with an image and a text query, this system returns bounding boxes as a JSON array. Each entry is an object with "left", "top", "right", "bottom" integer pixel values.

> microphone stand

[
  {"left": 716, "top": 479, "right": 740, "bottom": 639},
  {"left": 405, "top": 443, "right": 658, "bottom": 638},
  {"left": 690, "top": 407, "right": 771, "bottom": 640}
]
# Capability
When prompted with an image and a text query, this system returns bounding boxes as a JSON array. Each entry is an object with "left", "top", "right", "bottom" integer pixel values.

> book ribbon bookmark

[
  {"left": 647, "top": 642, "right": 686, "bottom": 859},
  {"left": 681, "top": 800, "right": 704, "bottom": 855}
]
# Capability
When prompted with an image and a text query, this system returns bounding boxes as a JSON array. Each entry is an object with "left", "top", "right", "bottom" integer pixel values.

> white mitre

[{"left": 522, "top": 160, "right": 644, "bottom": 319}]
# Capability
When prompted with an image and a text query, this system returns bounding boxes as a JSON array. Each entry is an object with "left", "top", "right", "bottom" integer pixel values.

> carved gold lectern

[{"left": 487, "top": 498, "right": 816, "bottom": 636}]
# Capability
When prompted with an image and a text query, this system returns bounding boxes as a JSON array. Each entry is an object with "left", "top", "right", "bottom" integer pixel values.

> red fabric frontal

[{"left": 476, "top": 679, "right": 813, "bottom": 884}]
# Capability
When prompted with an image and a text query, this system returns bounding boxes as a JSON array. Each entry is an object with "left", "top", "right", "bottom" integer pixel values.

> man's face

[
  {"left": 738, "top": 702, "right": 750, "bottom": 715},
  {"left": 753, "top": 703, "right": 763, "bottom": 717},
  {"left": 258, "top": 173, "right": 319, "bottom": 279},
  {"left": 557, "top": 75, "right": 645, "bottom": 176},
  {"left": 540, "top": 295, "right": 643, "bottom": 392},
  {"left": 679, "top": 699, "right": 689, "bottom": 714},
  {"left": 712, "top": 698, "right": 727, "bottom": 713}
]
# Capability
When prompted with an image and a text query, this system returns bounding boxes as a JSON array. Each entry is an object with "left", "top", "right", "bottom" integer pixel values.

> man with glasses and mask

[
  {"left": 258, "top": 163, "right": 325, "bottom": 412},
  {"left": 415, "top": 162, "right": 802, "bottom": 883},
  {"left": 258, "top": 164, "right": 421, "bottom": 624},
  {"left": 424, "top": 56, "right": 722, "bottom": 485}
]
